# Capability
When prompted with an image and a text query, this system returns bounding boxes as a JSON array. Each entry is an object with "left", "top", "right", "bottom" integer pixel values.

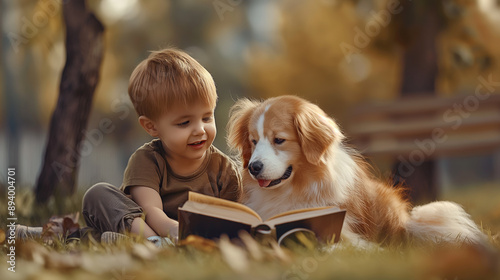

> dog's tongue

[{"left": 258, "top": 179, "right": 272, "bottom": 188}]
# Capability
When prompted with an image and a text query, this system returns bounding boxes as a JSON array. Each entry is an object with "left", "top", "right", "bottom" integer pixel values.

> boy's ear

[{"left": 138, "top": 116, "right": 159, "bottom": 137}]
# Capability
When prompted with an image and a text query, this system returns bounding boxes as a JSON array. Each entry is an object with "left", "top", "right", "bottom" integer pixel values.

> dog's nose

[{"left": 248, "top": 161, "right": 263, "bottom": 176}]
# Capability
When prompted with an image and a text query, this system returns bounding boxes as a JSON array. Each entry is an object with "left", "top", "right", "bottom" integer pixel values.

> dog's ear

[
  {"left": 294, "top": 102, "right": 344, "bottom": 165},
  {"left": 227, "top": 98, "right": 260, "bottom": 168}
]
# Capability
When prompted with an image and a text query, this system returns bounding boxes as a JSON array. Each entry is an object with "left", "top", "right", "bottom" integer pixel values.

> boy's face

[{"left": 153, "top": 101, "right": 216, "bottom": 164}]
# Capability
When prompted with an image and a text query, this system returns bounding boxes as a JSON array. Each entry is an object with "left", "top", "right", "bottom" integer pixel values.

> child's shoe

[
  {"left": 147, "top": 236, "right": 175, "bottom": 248},
  {"left": 100, "top": 231, "right": 129, "bottom": 244}
]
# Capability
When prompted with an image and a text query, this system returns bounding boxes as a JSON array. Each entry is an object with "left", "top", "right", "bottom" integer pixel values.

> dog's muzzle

[{"left": 248, "top": 162, "right": 293, "bottom": 188}]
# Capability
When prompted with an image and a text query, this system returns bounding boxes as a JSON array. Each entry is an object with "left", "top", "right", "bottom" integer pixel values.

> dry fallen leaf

[
  {"left": 269, "top": 241, "right": 292, "bottom": 264},
  {"left": 0, "top": 228, "right": 5, "bottom": 244},
  {"left": 238, "top": 231, "right": 264, "bottom": 261},
  {"left": 81, "top": 250, "right": 135, "bottom": 274},
  {"left": 17, "top": 239, "right": 83, "bottom": 270},
  {"left": 44, "top": 251, "right": 82, "bottom": 270},
  {"left": 178, "top": 235, "right": 218, "bottom": 253},
  {"left": 219, "top": 235, "right": 249, "bottom": 273},
  {"left": 18, "top": 240, "right": 51, "bottom": 266},
  {"left": 42, "top": 212, "right": 80, "bottom": 243},
  {"left": 131, "top": 242, "right": 159, "bottom": 260}
]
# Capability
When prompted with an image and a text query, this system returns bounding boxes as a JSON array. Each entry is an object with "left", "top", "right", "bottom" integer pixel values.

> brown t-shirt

[{"left": 121, "top": 139, "right": 242, "bottom": 220}]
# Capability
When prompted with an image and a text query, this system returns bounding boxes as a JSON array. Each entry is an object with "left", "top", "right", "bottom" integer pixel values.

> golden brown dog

[{"left": 227, "top": 95, "right": 485, "bottom": 246}]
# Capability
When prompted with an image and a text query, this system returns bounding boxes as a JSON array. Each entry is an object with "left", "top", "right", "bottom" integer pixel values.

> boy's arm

[{"left": 129, "top": 186, "right": 179, "bottom": 239}]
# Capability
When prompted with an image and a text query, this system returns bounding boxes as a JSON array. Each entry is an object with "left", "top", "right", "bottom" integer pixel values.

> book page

[
  {"left": 265, "top": 206, "right": 344, "bottom": 227},
  {"left": 267, "top": 206, "right": 335, "bottom": 221},
  {"left": 188, "top": 192, "right": 262, "bottom": 222}
]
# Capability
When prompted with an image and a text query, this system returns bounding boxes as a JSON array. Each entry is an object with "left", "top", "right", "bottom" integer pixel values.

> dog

[{"left": 227, "top": 95, "right": 486, "bottom": 246}]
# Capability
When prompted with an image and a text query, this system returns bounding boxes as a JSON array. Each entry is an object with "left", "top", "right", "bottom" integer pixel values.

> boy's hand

[
  {"left": 130, "top": 186, "right": 179, "bottom": 238},
  {"left": 147, "top": 236, "right": 176, "bottom": 247},
  {"left": 169, "top": 222, "right": 179, "bottom": 239}
]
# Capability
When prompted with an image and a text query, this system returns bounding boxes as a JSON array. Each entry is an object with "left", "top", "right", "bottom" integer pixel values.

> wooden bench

[{"left": 346, "top": 93, "right": 500, "bottom": 201}]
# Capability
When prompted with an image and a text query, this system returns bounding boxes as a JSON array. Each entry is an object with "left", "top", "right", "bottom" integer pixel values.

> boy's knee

[{"left": 82, "top": 183, "right": 116, "bottom": 209}]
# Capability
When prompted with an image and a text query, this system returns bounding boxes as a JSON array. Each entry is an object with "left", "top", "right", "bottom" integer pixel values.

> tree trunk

[
  {"left": 35, "top": 0, "right": 104, "bottom": 203},
  {"left": 392, "top": 1, "right": 443, "bottom": 203}
]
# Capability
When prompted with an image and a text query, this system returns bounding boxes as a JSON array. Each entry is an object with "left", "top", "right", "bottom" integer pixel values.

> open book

[{"left": 178, "top": 192, "right": 346, "bottom": 244}]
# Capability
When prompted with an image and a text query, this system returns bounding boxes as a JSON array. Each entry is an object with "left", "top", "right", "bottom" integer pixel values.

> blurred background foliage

[{"left": 1, "top": 0, "right": 500, "bottom": 195}]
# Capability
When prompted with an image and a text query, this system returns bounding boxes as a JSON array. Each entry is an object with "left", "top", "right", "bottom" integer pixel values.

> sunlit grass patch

[
  {"left": 0, "top": 186, "right": 87, "bottom": 227},
  {"left": 1, "top": 183, "right": 500, "bottom": 279}
]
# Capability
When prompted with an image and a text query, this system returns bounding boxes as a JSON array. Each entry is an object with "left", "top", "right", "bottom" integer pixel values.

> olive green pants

[{"left": 82, "top": 183, "right": 143, "bottom": 237}]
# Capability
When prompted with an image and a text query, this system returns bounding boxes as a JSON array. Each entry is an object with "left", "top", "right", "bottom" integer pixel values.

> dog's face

[{"left": 227, "top": 95, "right": 344, "bottom": 190}]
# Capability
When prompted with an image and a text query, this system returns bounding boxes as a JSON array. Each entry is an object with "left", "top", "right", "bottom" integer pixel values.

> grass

[{"left": 1, "top": 184, "right": 500, "bottom": 280}]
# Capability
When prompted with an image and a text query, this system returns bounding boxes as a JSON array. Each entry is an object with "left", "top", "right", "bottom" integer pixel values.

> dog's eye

[
  {"left": 274, "top": 138, "right": 285, "bottom": 145},
  {"left": 251, "top": 139, "right": 257, "bottom": 145}
]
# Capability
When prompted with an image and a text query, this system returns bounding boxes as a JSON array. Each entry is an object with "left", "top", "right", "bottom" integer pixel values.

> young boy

[{"left": 81, "top": 48, "right": 242, "bottom": 243}]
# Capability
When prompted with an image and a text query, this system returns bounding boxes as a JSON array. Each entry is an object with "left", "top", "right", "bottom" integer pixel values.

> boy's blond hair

[{"left": 128, "top": 48, "right": 217, "bottom": 121}]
